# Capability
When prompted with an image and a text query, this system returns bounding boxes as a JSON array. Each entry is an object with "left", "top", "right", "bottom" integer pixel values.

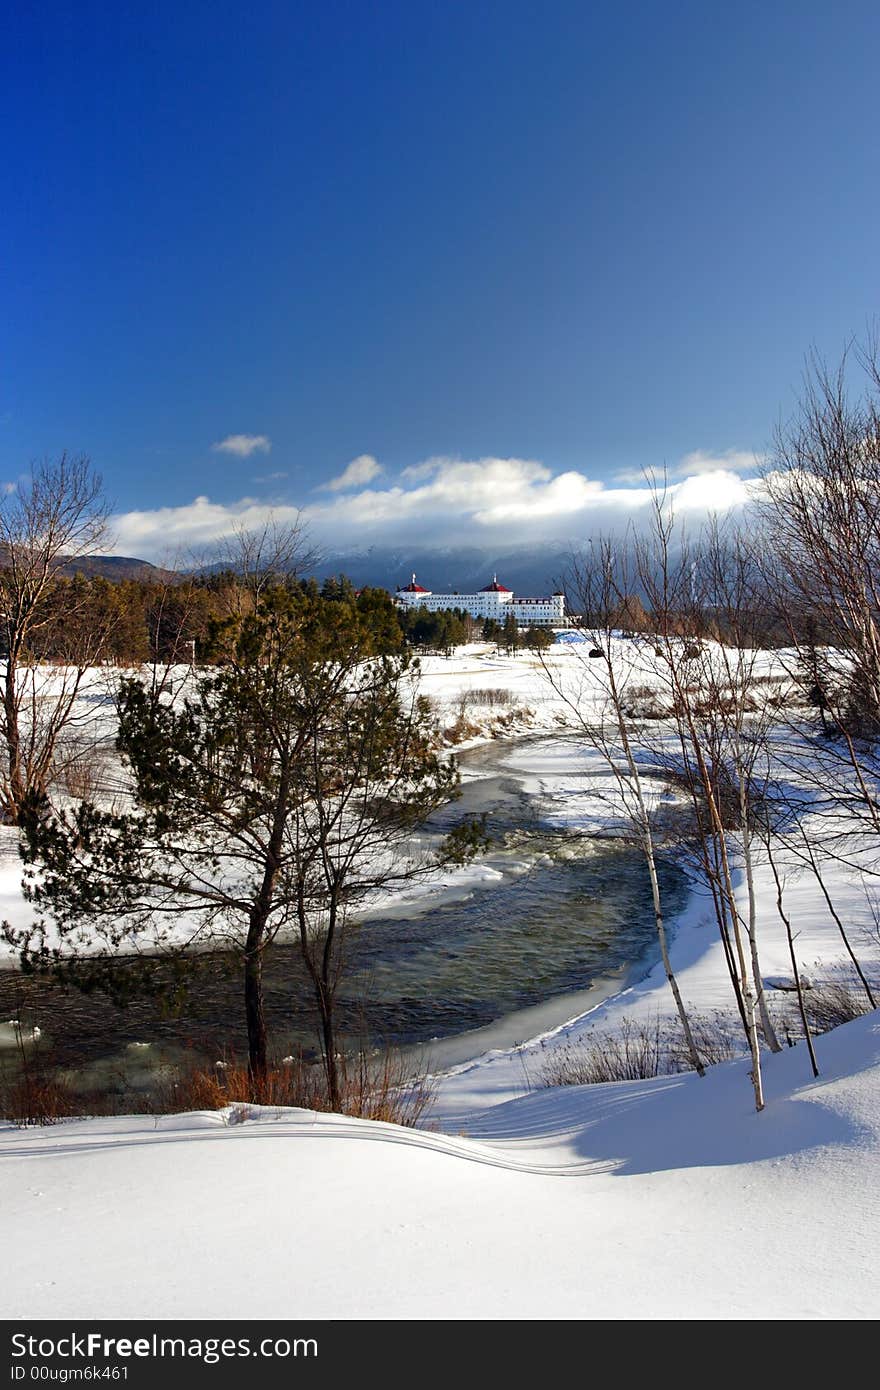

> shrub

[
  {"left": 621, "top": 683, "right": 671, "bottom": 720},
  {"left": 540, "top": 1011, "right": 741, "bottom": 1087},
  {"left": 55, "top": 743, "right": 114, "bottom": 802},
  {"left": 0, "top": 1070, "right": 81, "bottom": 1126},
  {"left": 793, "top": 979, "right": 873, "bottom": 1037},
  {"left": 443, "top": 716, "right": 481, "bottom": 744},
  {"left": 153, "top": 1047, "right": 435, "bottom": 1127},
  {"left": 457, "top": 687, "right": 514, "bottom": 708},
  {"left": 541, "top": 1017, "right": 667, "bottom": 1085}
]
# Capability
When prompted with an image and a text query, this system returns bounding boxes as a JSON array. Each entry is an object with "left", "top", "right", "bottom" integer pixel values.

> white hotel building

[{"left": 394, "top": 576, "right": 565, "bottom": 627}]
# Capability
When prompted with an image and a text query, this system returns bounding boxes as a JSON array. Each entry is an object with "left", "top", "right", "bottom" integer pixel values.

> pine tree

[{"left": 6, "top": 586, "right": 476, "bottom": 1100}]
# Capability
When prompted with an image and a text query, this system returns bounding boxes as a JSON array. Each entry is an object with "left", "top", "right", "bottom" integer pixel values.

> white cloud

[
  {"left": 614, "top": 448, "right": 763, "bottom": 485},
  {"left": 306, "top": 455, "right": 760, "bottom": 545},
  {"left": 322, "top": 454, "right": 384, "bottom": 492},
  {"left": 111, "top": 452, "right": 765, "bottom": 563},
  {"left": 112, "top": 496, "right": 307, "bottom": 564},
  {"left": 674, "top": 448, "right": 762, "bottom": 477},
  {"left": 253, "top": 470, "right": 288, "bottom": 483},
  {"left": 211, "top": 434, "right": 272, "bottom": 458}
]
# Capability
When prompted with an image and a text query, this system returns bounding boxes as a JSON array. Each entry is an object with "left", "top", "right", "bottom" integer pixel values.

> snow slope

[{"left": 3, "top": 1012, "right": 878, "bottom": 1319}]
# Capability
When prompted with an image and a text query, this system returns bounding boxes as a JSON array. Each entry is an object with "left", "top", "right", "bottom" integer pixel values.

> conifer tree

[{"left": 7, "top": 585, "right": 477, "bottom": 1098}]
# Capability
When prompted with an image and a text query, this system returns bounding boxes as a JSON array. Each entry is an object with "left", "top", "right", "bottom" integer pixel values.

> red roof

[
  {"left": 397, "top": 573, "right": 430, "bottom": 594},
  {"left": 481, "top": 577, "right": 512, "bottom": 592}
]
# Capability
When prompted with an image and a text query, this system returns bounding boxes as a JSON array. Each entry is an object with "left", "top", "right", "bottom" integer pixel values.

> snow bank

[{"left": 3, "top": 1011, "right": 878, "bottom": 1319}]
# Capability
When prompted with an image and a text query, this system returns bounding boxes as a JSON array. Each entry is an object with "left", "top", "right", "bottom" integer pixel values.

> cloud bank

[
  {"left": 111, "top": 452, "right": 762, "bottom": 564},
  {"left": 211, "top": 434, "right": 272, "bottom": 458}
]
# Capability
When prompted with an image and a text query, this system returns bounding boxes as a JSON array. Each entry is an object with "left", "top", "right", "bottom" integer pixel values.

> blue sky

[{"left": 2, "top": 1, "right": 878, "bottom": 558}]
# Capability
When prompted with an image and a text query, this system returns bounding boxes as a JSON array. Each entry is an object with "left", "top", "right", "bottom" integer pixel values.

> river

[{"left": 0, "top": 734, "right": 688, "bottom": 1090}]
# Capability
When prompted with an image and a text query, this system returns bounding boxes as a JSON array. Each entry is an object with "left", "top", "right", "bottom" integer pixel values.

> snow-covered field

[
  {"left": 3, "top": 1012, "right": 878, "bottom": 1319},
  {"left": 2, "top": 642, "right": 880, "bottom": 1319}
]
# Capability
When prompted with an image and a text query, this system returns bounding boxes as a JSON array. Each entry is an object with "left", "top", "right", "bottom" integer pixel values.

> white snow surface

[
  {"left": 3, "top": 645, "right": 880, "bottom": 1319},
  {"left": 3, "top": 1016, "right": 879, "bottom": 1319}
]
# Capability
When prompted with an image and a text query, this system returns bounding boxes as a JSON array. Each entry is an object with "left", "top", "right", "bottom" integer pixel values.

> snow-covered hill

[{"left": 3, "top": 1009, "right": 878, "bottom": 1319}]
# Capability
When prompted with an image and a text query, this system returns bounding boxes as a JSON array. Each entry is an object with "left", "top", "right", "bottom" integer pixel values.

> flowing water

[{"left": 0, "top": 735, "right": 688, "bottom": 1089}]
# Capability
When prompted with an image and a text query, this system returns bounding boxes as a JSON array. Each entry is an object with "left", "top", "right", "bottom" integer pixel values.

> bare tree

[
  {"left": 211, "top": 512, "right": 320, "bottom": 618},
  {"left": 792, "top": 824, "right": 876, "bottom": 1008},
  {"left": 686, "top": 519, "right": 782, "bottom": 1054},
  {"left": 538, "top": 535, "right": 705, "bottom": 1077},
  {"left": 762, "top": 335, "right": 880, "bottom": 825},
  {"left": 0, "top": 454, "right": 109, "bottom": 821},
  {"left": 629, "top": 493, "right": 772, "bottom": 1109},
  {"left": 757, "top": 335, "right": 880, "bottom": 1013}
]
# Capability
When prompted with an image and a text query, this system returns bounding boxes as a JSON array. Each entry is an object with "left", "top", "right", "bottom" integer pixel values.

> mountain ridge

[{"left": 18, "top": 543, "right": 577, "bottom": 596}]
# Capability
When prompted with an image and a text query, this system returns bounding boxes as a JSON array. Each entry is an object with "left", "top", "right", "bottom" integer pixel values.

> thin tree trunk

[
  {"left": 680, "top": 707, "right": 765, "bottom": 1110},
  {"left": 707, "top": 863, "right": 749, "bottom": 1033},
  {"left": 645, "top": 831, "right": 704, "bottom": 1076},
  {"left": 301, "top": 969, "right": 341, "bottom": 1110},
  {"left": 741, "top": 812, "right": 782, "bottom": 1051},
  {"left": 243, "top": 942, "right": 268, "bottom": 1082},
  {"left": 319, "top": 897, "right": 342, "bottom": 1110},
  {"left": 713, "top": 829, "right": 765, "bottom": 1110},
  {"left": 319, "top": 998, "right": 340, "bottom": 1112},
  {"left": 679, "top": 746, "right": 749, "bottom": 1035},
  {"left": 3, "top": 656, "right": 24, "bottom": 822},
  {"left": 799, "top": 829, "right": 876, "bottom": 1008},
  {"left": 667, "top": 688, "right": 765, "bottom": 1107},
  {"left": 605, "top": 660, "right": 704, "bottom": 1075},
  {"left": 297, "top": 895, "right": 343, "bottom": 1111},
  {"left": 766, "top": 852, "right": 819, "bottom": 1078},
  {"left": 243, "top": 773, "right": 288, "bottom": 1084}
]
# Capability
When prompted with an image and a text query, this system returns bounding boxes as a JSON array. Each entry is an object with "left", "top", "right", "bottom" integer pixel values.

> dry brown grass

[
  {"left": 0, "top": 1071, "right": 82, "bottom": 1125},
  {"left": 155, "top": 1048, "right": 434, "bottom": 1126},
  {"left": 541, "top": 1017, "right": 668, "bottom": 1085},
  {"left": 1, "top": 1044, "right": 435, "bottom": 1129},
  {"left": 443, "top": 715, "right": 481, "bottom": 744},
  {"left": 53, "top": 742, "right": 115, "bottom": 802},
  {"left": 489, "top": 706, "right": 533, "bottom": 732}
]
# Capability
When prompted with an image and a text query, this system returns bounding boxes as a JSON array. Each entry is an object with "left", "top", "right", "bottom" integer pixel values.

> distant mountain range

[
  {"left": 56, "top": 554, "right": 178, "bottom": 582},
  {"left": 310, "top": 544, "right": 577, "bottom": 597},
  {"left": 49, "top": 543, "right": 579, "bottom": 597}
]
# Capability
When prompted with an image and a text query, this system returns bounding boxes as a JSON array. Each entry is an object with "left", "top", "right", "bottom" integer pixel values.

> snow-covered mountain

[{"left": 310, "top": 543, "right": 576, "bottom": 596}]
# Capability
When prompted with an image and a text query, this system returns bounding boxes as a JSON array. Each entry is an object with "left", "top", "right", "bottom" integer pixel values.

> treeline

[
  {"left": 9, "top": 572, "right": 403, "bottom": 665},
  {"left": 398, "top": 605, "right": 554, "bottom": 654},
  {"left": 578, "top": 591, "right": 821, "bottom": 650},
  {"left": 14, "top": 571, "right": 558, "bottom": 665}
]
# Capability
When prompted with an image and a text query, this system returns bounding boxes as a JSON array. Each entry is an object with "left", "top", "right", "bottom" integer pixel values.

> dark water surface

[{"left": 0, "top": 737, "right": 687, "bottom": 1087}]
